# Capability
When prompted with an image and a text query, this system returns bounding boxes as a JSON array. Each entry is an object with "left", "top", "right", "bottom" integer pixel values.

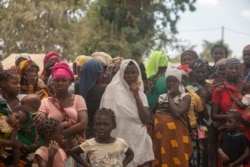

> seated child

[
  {"left": 34, "top": 118, "right": 66, "bottom": 167},
  {"left": 18, "top": 94, "right": 42, "bottom": 166},
  {"left": 217, "top": 111, "right": 249, "bottom": 167},
  {"left": 0, "top": 106, "right": 29, "bottom": 166},
  {"left": 70, "top": 108, "right": 134, "bottom": 167}
]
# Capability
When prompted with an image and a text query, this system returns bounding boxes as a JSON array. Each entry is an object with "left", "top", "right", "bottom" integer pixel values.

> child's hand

[{"left": 48, "top": 140, "right": 59, "bottom": 157}]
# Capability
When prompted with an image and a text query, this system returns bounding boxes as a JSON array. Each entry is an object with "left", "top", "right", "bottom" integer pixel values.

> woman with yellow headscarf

[{"left": 146, "top": 51, "right": 168, "bottom": 109}]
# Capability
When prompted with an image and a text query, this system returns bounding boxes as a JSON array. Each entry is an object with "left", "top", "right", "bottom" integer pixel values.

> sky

[{"left": 171, "top": 0, "right": 250, "bottom": 59}]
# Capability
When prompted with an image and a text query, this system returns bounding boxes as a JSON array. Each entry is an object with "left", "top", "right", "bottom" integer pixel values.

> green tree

[
  {"left": 199, "top": 40, "right": 232, "bottom": 62},
  {"left": 79, "top": 0, "right": 197, "bottom": 61},
  {"left": 0, "top": 0, "right": 87, "bottom": 60},
  {"left": 0, "top": 0, "right": 197, "bottom": 61}
]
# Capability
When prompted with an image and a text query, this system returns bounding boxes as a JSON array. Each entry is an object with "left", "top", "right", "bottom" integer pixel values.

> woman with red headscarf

[
  {"left": 17, "top": 59, "right": 49, "bottom": 99},
  {"left": 40, "top": 52, "right": 60, "bottom": 84}
]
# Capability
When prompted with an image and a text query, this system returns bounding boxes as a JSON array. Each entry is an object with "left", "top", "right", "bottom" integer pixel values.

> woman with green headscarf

[{"left": 146, "top": 51, "right": 168, "bottom": 109}]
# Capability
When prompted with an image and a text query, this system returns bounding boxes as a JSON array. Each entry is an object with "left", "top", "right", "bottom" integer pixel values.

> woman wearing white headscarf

[
  {"left": 100, "top": 59, "right": 154, "bottom": 166},
  {"left": 152, "top": 68, "right": 192, "bottom": 167}
]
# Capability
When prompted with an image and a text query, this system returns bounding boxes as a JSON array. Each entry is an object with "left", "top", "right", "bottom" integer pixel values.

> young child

[
  {"left": 34, "top": 117, "right": 66, "bottom": 167},
  {"left": 0, "top": 105, "right": 29, "bottom": 166},
  {"left": 217, "top": 111, "right": 249, "bottom": 167},
  {"left": 70, "top": 108, "right": 134, "bottom": 167},
  {"left": 233, "top": 82, "right": 250, "bottom": 118},
  {"left": 18, "top": 94, "right": 42, "bottom": 166}
]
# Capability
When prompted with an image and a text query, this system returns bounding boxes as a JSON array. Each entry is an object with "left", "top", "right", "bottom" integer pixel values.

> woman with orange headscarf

[{"left": 17, "top": 60, "right": 49, "bottom": 99}]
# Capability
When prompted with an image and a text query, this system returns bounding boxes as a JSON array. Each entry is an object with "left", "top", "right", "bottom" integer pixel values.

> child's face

[
  {"left": 225, "top": 115, "right": 239, "bottom": 132},
  {"left": 8, "top": 110, "right": 27, "bottom": 129},
  {"left": 215, "top": 65, "right": 226, "bottom": 77},
  {"left": 212, "top": 47, "right": 227, "bottom": 63},
  {"left": 94, "top": 116, "right": 114, "bottom": 139}
]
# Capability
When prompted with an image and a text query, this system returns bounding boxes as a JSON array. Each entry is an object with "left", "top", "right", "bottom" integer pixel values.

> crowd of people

[{"left": 0, "top": 44, "right": 249, "bottom": 167}]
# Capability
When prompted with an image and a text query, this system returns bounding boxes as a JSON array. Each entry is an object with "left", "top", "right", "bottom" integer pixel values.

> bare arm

[
  {"left": 63, "top": 109, "right": 88, "bottom": 136},
  {"left": 211, "top": 103, "right": 226, "bottom": 122},
  {"left": 69, "top": 145, "right": 91, "bottom": 167},
  {"left": 168, "top": 94, "right": 191, "bottom": 118},
  {"left": 130, "top": 83, "right": 151, "bottom": 125},
  {"left": 123, "top": 147, "right": 134, "bottom": 166}
]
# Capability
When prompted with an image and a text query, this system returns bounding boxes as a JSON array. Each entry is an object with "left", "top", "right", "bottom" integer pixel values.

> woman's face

[
  {"left": 212, "top": 47, "right": 227, "bottom": 63},
  {"left": 123, "top": 64, "right": 139, "bottom": 85},
  {"left": 24, "top": 67, "right": 38, "bottom": 79},
  {"left": 225, "top": 63, "right": 241, "bottom": 81},
  {"left": 166, "top": 76, "right": 179, "bottom": 90},
  {"left": 181, "top": 55, "right": 195, "bottom": 66},
  {"left": 192, "top": 66, "right": 208, "bottom": 84},
  {"left": 52, "top": 78, "right": 71, "bottom": 93},
  {"left": 1, "top": 74, "right": 20, "bottom": 96}
]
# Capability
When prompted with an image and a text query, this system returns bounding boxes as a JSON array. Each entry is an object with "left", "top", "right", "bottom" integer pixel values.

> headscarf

[
  {"left": 177, "top": 64, "right": 192, "bottom": 76},
  {"left": 17, "top": 60, "right": 49, "bottom": 99},
  {"left": 146, "top": 51, "right": 168, "bottom": 79},
  {"left": 75, "top": 55, "right": 92, "bottom": 67},
  {"left": 51, "top": 62, "right": 74, "bottom": 81},
  {"left": 224, "top": 58, "right": 241, "bottom": 67},
  {"left": 43, "top": 52, "right": 60, "bottom": 65},
  {"left": 40, "top": 52, "right": 60, "bottom": 82},
  {"left": 91, "top": 52, "right": 112, "bottom": 67},
  {"left": 165, "top": 67, "right": 185, "bottom": 93},
  {"left": 17, "top": 60, "right": 40, "bottom": 81},
  {"left": 180, "top": 50, "right": 198, "bottom": 61},
  {"left": 15, "top": 53, "right": 31, "bottom": 66},
  {"left": 79, "top": 59, "right": 103, "bottom": 98},
  {"left": 190, "top": 58, "right": 210, "bottom": 71},
  {"left": 106, "top": 56, "right": 124, "bottom": 82},
  {"left": 112, "top": 59, "right": 144, "bottom": 91}
]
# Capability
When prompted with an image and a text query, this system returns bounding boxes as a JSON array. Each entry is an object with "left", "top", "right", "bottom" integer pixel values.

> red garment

[{"left": 212, "top": 82, "right": 246, "bottom": 116}]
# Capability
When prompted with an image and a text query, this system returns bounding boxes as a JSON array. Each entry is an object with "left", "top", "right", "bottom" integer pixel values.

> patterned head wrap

[
  {"left": 91, "top": 52, "right": 112, "bottom": 67},
  {"left": 51, "top": 62, "right": 74, "bottom": 80},
  {"left": 180, "top": 50, "right": 198, "bottom": 61},
  {"left": 190, "top": 58, "right": 210, "bottom": 71},
  {"left": 224, "top": 58, "right": 241, "bottom": 67},
  {"left": 44, "top": 52, "right": 60, "bottom": 65},
  {"left": 17, "top": 60, "right": 49, "bottom": 99},
  {"left": 146, "top": 51, "right": 168, "bottom": 78},
  {"left": 17, "top": 59, "right": 39, "bottom": 80},
  {"left": 15, "top": 54, "right": 31, "bottom": 66},
  {"left": 177, "top": 64, "right": 192, "bottom": 76},
  {"left": 75, "top": 55, "right": 92, "bottom": 67}
]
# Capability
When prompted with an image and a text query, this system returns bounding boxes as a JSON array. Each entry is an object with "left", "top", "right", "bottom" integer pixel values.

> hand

[
  {"left": 168, "top": 84, "right": 179, "bottom": 98},
  {"left": 130, "top": 82, "right": 139, "bottom": 98},
  {"left": 48, "top": 140, "right": 59, "bottom": 157},
  {"left": 33, "top": 111, "right": 46, "bottom": 124}
]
